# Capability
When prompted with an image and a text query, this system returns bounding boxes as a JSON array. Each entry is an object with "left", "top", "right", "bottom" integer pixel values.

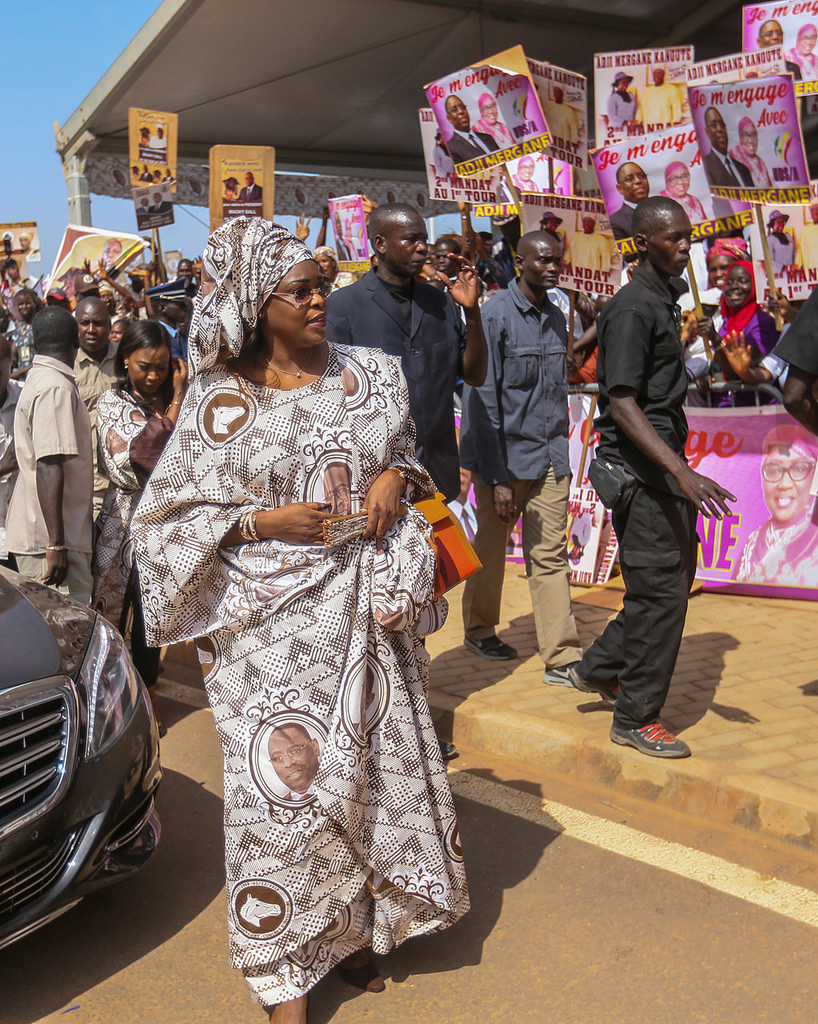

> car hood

[{"left": 0, "top": 568, "right": 96, "bottom": 685}]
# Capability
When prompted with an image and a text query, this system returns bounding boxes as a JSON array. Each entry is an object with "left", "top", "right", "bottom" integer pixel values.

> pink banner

[
  {"left": 743, "top": 3, "right": 818, "bottom": 95},
  {"left": 688, "top": 406, "right": 818, "bottom": 600}
]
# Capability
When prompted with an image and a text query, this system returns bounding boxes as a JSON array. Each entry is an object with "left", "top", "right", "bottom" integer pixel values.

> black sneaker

[
  {"left": 567, "top": 664, "right": 618, "bottom": 703},
  {"left": 439, "top": 740, "right": 458, "bottom": 761},
  {"left": 463, "top": 635, "right": 518, "bottom": 661},
  {"left": 610, "top": 721, "right": 691, "bottom": 759}
]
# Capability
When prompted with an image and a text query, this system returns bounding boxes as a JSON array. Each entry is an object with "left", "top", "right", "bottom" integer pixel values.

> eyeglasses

[
  {"left": 269, "top": 742, "right": 310, "bottom": 766},
  {"left": 761, "top": 459, "right": 815, "bottom": 483},
  {"left": 268, "top": 283, "right": 332, "bottom": 308},
  {"left": 619, "top": 171, "right": 648, "bottom": 184}
]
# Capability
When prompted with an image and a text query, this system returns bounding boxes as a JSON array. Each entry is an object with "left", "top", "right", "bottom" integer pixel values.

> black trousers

[
  {"left": 129, "top": 576, "right": 161, "bottom": 691},
  {"left": 579, "top": 481, "right": 698, "bottom": 729}
]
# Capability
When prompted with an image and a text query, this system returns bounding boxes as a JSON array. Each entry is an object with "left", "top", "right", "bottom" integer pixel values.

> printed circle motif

[
  {"left": 248, "top": 711, "right": 327, "bottom": 809},
  {"left": 444, "top": 819, "right": 463, "bottom": 863},
  {"left": 197, "top": 389, "right": 256, "bottom": 447},
  {"left": 340, "top": 651, "right": 391, "bottom": 746},
  {"left": 232, "top": 878, "right": 293, "bottom": 938},
  {"left": 195, "top": 636, "right": 220, "bottom": 683}
]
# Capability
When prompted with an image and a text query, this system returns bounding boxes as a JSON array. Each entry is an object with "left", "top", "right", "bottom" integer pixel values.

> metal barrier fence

[{"left": 568, "top": 380, "right": 784, "bottom": 407}]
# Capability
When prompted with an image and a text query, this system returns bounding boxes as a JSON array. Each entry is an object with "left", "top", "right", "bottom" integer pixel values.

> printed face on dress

[
  {"left": 125, "top": 344, "right": 171, "bottom": 399},
  {"left": 372, "top": 211, "right": 428, "bottom": 280},
  {"left": 445, "top": 95, "right": 471, "bottom": 133},
  {"left": 722, "top": 265, "right": 753, "bottom": 309},
  {"left": 761, "top": 445, "right": 815, "bottom": 525},
  {"left": 267, "top": 724, "right": 320, "bottom": 794},
  {"left": 704, "top": 107, "right": 729, "bottom": 155},
  {"left": 616, "top": 162, "right": 649, "bottom": 203},
  {"left": 259, "top": 258, "right": 328, "bottom": 352},
  {"left": 75, "top": 297, "right": 111, "bottom": 357}
]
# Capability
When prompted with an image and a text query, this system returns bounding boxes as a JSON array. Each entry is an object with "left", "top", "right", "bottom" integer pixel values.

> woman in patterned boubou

[
  {"left": 130, "top": 219, "right": 469, "bottom": 1024},
  {"left": 91, "top": 320, "right": 188, "bottom": 735}
]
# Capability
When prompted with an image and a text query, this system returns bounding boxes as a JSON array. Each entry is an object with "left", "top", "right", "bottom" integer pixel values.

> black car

[{"left": 0, "top": 567, "right": 161, "bottom": 949}]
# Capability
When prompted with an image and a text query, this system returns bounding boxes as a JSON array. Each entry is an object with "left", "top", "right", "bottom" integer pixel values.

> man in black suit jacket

[
  {"left": 609, "top": 161, "right": 650, "bottom": 240},
  {"left": 443, "top": 94, "right": 499, "bottom": 165},
  {"left": 702, "top": 107, "right": 754, "bottom": 188},
  {"left": 238, "top": 172, "right": 263, "bottom": 202},
  {"left": 326, "top": 203, "right": 487, "bottom": 501}
]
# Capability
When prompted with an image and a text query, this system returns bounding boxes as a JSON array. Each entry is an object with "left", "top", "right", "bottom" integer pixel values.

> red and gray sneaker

[
  {"left": 610, "top": 721, "right": 691, "bottom": 759},
  {"left": 568, "top": 664, "right": 618, "bottom": 703}
]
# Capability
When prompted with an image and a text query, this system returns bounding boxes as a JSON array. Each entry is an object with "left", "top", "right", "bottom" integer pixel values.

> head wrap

[
  {"left": 664, "top": 161, "right": 687, "bottom": 184},
  {"left": 186, "top": 217, "right": 312, "bottom": 375},
  {"left": 707, "top": 237, "right": 750, "bottom": 264},
  {"left": 719, "top": 259, "right": 759, "bottom": 337},
  {"left": 314, "top": 245, "right": 339, "bottom": 266},
  {"left": 762, "top": 424, "right": 818, "bottom": 462},
  {"left": 738, "top": 116, "right": 757, "bottom": 136},
  {"left": 478, "top": 92, "right": 494, "bottom": 110},
  {"left": 797, "top": 21, "right": 817, "bottom": 42}
]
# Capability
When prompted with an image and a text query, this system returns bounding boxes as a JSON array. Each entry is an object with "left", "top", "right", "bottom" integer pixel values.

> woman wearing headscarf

[
  {"left": 734, "top": 425, "right": 818, "bottom": 585},
  {"left": 659, "top": 161, "right": 706, "bottom": 222},
  {"left": 313, "top": 245, "right": 354, "bottom": 292},
  {"left": 472, "top": 92, "right": 515, "bottom": 148},
  {"left": 785, "top": 22, "right": 818, "bottom": 80},
  {"left": 729, "top": 118, "right": 773, "bottom": 188},
  {"left": 130, "top": 218, "right": 468, "bottom": 1022}
]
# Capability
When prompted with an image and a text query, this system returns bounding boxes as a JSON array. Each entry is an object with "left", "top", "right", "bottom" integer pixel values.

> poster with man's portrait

[
  {"left": 327, "top": 195, "right": 370, "bottom": 272},
  {"left": 688, "top": 46, "right": 786, "bottom": 86},
  {"left": 209, "top": 146, "right": 276, "bottom": 231},
  {"left": 132, "top": 183, "right": 174, "bottom": 231},
  {"left": 519, "top": 193, "right": 620, "bottom": 298},
  {"left": 0, "top": 222, "right": 41, "bottom": 263},
  {"left": 527, "top": 58, "right": 588, "bottom": 168},
  {"left": 47, "top": 225, "right": 147, "bottom": 300},
  {"left": 591, "top": 124, "right": 751, "bottom": 254},
  {"left": 743, "top": 3, "right": 818, "bottom": 95},
  {"left": 128, "top": 107, "right": 178, "bottom": 192},
  {"left": 424, "top": 45, "right": 551, "bottom": 178},
  {"left": 594, "top": 47, "right": 694, "bottom": 145},
  {"left": 689, "top": 76, "right": 810, "bottom": 204},
  {"left": 418, "top": 108, "right": 515, "bottom": 215}
]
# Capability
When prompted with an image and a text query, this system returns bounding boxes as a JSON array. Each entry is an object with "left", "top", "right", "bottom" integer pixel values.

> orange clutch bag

[{"left": 414, "top": 493, "right": 482, "bottom": 599}]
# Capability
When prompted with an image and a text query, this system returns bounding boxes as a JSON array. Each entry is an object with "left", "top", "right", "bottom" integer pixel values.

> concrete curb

[{"left": 430, "top": 693, "right": 818, "bottom": 852}]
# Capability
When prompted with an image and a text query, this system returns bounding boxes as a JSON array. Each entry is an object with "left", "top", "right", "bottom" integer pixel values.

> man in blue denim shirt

[{"left": 459, "top": 231, "right": 582, "bottom": 681}]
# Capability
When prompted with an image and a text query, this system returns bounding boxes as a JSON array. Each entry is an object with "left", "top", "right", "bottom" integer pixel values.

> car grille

[
  {"left": 0, "top": 679, "right": 77, "bottom": 837},
  {"left": 0, "top": 831, "right": 78, "bottom": 923}
]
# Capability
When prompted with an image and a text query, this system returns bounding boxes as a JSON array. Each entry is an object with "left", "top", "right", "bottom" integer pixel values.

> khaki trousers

[
  {"left": 15, "top": 551, "right": 93, "bottom": 606},
  {"left": 462, "top": 468, "right": 581, "bottom": 669}
]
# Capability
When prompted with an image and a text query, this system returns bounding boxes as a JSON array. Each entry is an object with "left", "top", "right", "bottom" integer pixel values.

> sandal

[{"left": 339, "top": 952, "right": 386, "bottom": 993}]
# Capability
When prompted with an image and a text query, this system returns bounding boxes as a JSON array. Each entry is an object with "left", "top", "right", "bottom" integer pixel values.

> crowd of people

[{"left": 3, "top": 191, "right": 818, "bottom": 1023}]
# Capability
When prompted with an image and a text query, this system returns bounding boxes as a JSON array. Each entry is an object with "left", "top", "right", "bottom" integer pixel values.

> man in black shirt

[{"left": 571, "top": 196, "right": 735, "bottom": 758}]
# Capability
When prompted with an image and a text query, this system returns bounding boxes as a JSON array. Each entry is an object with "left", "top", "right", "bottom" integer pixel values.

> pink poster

[
  {"left": 590, "top": 125, "right": 751, "bottom": 254},
  {"left": 327, "top": 195, "right": 369, "bottom": 272},
  {"left": 688, "top": 76, "right": 810, "bottom": 205},
  {"left": 747, "top": 185, "right": 818, "bottom": 300},
  {"left": 506, "top": 152, "right": 572, "bottom": 195},
  {"left": 424, "top": 45, "right": 551, "bottom": 178},
  {"left": 688, "top": 406, "right": 818, "bottom": 600},
  {"left": 743, "top": 3, "right": 818, "bottom": 95}
]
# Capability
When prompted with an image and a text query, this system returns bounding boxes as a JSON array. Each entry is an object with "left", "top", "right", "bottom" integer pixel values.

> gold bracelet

[
  {"left": 385, "top": 465, "right": 408, "bottom": 491},
  {"left": 238, "top": 509, "right": 260, "bottom": 542}
]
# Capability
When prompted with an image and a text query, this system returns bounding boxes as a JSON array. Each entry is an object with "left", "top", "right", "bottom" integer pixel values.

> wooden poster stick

[
  {"left": 686, "top": 270, "right": 712, "bottom": 360},
  {"left": 548, "top": 156, "right": 555, "bottom": 193},
  {"left": 568, "top": 289, "right": 576, "bottom": 370},
  {"left": 576, "top": 394, "right": 598, "bottom": 485},
  {"left": 754, "top": 203, "right": 784, "bottom": 332}
]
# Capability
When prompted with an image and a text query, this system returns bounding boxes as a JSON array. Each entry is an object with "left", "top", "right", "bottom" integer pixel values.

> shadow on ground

[{"left": 0, "top": 767, "right": 225, "bottom": 1024}]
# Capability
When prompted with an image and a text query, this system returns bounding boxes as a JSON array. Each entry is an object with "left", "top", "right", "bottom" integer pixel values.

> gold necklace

[{"left": 267, "top": 348, "right": 316, "bottom": 380}]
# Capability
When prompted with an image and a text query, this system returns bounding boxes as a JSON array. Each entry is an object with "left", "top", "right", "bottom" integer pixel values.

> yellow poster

[
  {"left": 209, "top": 146, "right": 276, "bottom": 230},
  {"left": 129, "top": 107, "right": 179, "bottom": 193}
]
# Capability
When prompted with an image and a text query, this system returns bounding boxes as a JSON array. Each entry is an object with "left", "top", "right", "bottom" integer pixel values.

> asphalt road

[{"left": 4, "top": 681, "right": 818, "bottom": 1024}]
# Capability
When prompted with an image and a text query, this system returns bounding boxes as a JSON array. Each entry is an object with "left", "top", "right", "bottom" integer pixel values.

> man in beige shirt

[
  {"left": 74, "top": 296, "right": 117, "bottom": 515},
  {"left": 7, "top": 307, "right": 94, "bottom": 604}
]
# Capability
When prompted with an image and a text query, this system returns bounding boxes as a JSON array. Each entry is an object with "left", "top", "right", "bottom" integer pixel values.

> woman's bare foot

[
  {"left": 339, "top": 949, "right": 385, "bottom": 992},
  {"left": 269, "top": 994, "right": 308, "bottom": 1024}
]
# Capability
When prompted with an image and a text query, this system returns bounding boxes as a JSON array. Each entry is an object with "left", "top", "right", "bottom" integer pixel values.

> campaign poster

[
  {"left": 0, "top": 222, "right": 41, "bottom": 263},
  {"left": 590, "top": 125, "right": 752, "bottom": 255},
  {"left": 418, "top": 108, "right": 515, "bottom": 216},
  {"left": 527, "top": 58, "right": 588, "bottom": 169},
  {"left": 133, "top": 183, "right": 174, "bottom": 231},
  {"left": 566, "top": 487, "right": 605, "bottom": 584},
  {"left": 688, "top": 406, "right": 818, "bottom": 600},
  {"left": 689, "top": 76, "right": 810, "bottom": 205},
  {"left": 519, "top": 193, "right": 621, "bottom": 299},
  {"left": 594, "top": 46, "right": 694, "bottom": 145},
  {"left": 47, "top": 225, "right": 147, "bottom": 300},
  {"left": 688, "top": 46, "right": 786, "bottom": 86},
  {"left": 328, "top": 195, "right": 369, "bottom": 272},
  {"left": 128, "top": 107, "right": 178, "bottom": 192},
  {"left": 506, "top": 152, "right": 572, "bottom": 195},
  {"left": 208, "top": 145, "right": 275, "bottom": 231},
  {"left": 743, "top": 3, "right": 818, "bottom": 95},
  {"left": 747, "top": 188, "right": 818, "bottom": 300},
  {"left": 424, "top": 45, "right": 551, "bottom": 178}
]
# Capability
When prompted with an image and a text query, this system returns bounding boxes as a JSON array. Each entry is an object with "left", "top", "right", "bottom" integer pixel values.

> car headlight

[{"left": 80, "top": 618, "right": 141, "bottom": 758}]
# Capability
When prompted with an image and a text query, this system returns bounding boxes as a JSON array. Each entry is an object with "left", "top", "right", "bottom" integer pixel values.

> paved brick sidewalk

[{"left": 427, "top": 562, "right": 818, "bottom": 850}]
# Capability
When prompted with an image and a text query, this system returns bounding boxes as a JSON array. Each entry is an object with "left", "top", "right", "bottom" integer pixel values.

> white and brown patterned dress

[{"left": 131, "top": 343, "right": 469, "bottom": 1006}]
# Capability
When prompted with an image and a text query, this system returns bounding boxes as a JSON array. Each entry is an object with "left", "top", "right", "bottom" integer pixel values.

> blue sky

[{"left": 3, "top": 1, "right": 466, "bottom": 280}]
